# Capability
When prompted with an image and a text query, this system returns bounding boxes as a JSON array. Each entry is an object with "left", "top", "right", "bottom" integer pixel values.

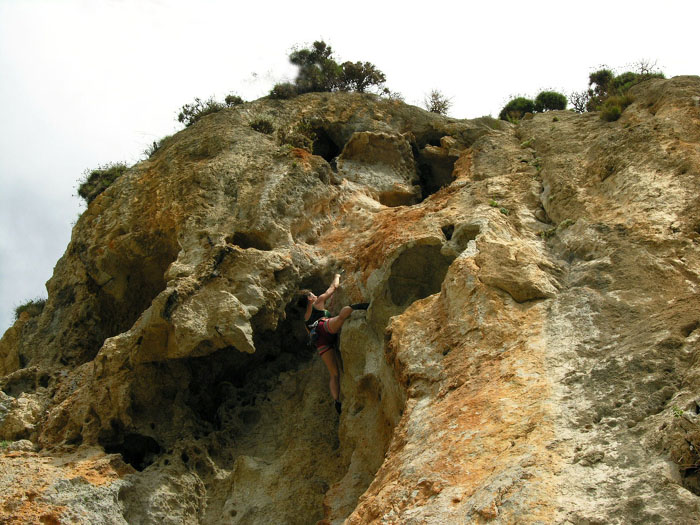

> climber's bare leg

[
  {"left": 326, "top": 306, "right": 353, "bottom": 334},
  {"left": 320, "top": 348, "right": 340, "bottom": 401}
]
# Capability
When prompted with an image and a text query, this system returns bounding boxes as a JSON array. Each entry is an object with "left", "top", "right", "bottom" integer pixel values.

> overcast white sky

[{"left": 1, "top": 0, "right": 698, "bottom": 333}]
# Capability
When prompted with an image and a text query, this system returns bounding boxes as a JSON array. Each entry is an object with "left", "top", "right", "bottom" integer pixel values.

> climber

[{"left": 298, "top": 273, "right": 369, "bottom": 414}]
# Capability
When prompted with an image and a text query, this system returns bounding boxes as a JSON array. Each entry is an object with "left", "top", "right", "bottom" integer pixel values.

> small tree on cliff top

[
  {"left": 270, "top": 40, "right": 387, "bottom": 98},
  {"left": 424, "top": 90, "right": 452, "bottom": 115}
]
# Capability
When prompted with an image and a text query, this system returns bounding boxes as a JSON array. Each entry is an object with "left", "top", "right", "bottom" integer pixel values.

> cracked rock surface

[{"left": 2, "top": 78, "right": 700, "bottom": 523}]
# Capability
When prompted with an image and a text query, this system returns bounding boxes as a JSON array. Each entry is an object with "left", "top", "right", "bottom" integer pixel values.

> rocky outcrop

[{"left": 2, "top": 78, "right": 700, "bottom": 524}]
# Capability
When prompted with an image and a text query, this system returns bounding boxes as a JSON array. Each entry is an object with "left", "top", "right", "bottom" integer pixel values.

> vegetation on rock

[
  {"left": 144, "top": 134, "right": 173, "bottom": 158},
  {"left": 570, "top": 61, "right": 665, "bottom": 119},
  {"left": 276, "top": 119, "right": 316, "bottom": 150},
  {"left": 499, "top": 97, "right": 537, "bottom": 121},
  {"left": 14, "top": 298, "right": 46, "bottom": 320},
  {"left": 501, "top": 61, "right": 665, "bottom": 122},
  {"left": 250, "top": 117, "right": 274, "bottom": 134},
  {"left": 177, "top": 94, "right": 244, "bottom": 127},
  {"left": 270, "top": 40, "right": 387, "bottom": 98},
  {"left": 500, "top": 90, "right": 568, "bottom": 121},
  {"left": 77, "top": 162, "right": 128, "bottom": 204},
  {"left": 424, "top": 89, "right": 452, "bottom": 115},
  {"left": 534, "top": 90, "right": 568, "bottom": 112}
]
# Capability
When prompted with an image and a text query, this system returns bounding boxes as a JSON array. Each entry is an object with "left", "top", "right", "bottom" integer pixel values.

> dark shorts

[{"left": 315, "top": 319, "right": 337, "bottom": 355}]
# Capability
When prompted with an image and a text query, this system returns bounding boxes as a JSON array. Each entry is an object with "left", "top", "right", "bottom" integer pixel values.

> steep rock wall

[{"left": 1, "top": 79, "right": 700, "bottom": 524}]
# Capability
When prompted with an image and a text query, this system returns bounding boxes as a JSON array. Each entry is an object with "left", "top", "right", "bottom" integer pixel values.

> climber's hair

[{"left": 296, "top": 289, "right": 312, "bottom": 309}]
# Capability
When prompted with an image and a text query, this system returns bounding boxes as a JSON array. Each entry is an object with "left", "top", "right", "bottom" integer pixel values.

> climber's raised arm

[{"left": 315, "top": 273, "right": 341, "bottom": 308}]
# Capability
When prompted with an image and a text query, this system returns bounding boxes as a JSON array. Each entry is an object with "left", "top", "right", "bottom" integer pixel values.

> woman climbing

[{"left": 298, "top": 273, "right": 369, "bottom": 414}]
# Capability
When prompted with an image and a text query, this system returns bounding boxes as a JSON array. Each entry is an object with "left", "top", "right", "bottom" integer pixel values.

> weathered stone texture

[{"left": 2, "top": 78, "right": 700, "bottom": 524}]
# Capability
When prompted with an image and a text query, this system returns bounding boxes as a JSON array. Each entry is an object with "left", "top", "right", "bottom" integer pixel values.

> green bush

[
  {"left": 178, "top": 96, "right": 226, "bottom": 127},
  {"left": 499, "top": 97, "right": 535, "bottom": 121},
  {"left": 224, "top": 94, "right": 244, "bottom": 106},
  {"left": 338, "top": 61, "right": 386, "bottom": 93},
  {"left": 77, "top": 162, "right": 128, "bottom": 204},
  {"left": 600, "top": 104, "right": 622, "bottom": 122},
  {"left": 277, "top": 119, "right": 316, "bottom": 150},
  {"left": 269, "top": 40, "right": 387, "bottom": 98},
  {"left": 144, "top": 134, "right": 173, "bottom": 158},
  {"left": 269, "top": 82, "right": 299, "bottom": 99},
  {"left": 176, "top": 94, "right": 244, "bottom": 127},
  {"left": 589, "top": 69, "right": 614, "bottom": 93},
  {"left": 600, "top": 94, "right": 633, "bottom": 122},
  {"left": 424, "top": 89, "right": 452, "bottom": 115},
  {"left": 289, "top": 40, "right": 340, "bottom": 93},
  {"left": 534, "top": 91, "right": 567, "bottom": 112},
  {"left": 380, "top": 87, "right": 404, "bottom": 101},
  {"left": 14, "top": 297, "right": 46, "bottom": 320},
  {"left": 250, "top": 117, "right": 274, "bottom": 134},
  {"left": 586, "top": 65, "right": 664, "bottom": 113}
]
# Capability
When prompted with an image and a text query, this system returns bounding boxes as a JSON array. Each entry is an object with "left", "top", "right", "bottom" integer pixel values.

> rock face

[{"left": 1, "top": 78, "right": 700, "bottom": 523}]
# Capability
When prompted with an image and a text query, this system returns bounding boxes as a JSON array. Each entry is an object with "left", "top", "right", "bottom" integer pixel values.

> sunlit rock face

[{"left": 2, "top": 78, "right": 700, "bottom": 524}]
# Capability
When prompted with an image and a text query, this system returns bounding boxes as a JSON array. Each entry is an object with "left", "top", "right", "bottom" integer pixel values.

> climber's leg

[
  {"left": 320, "top": 347, "right": 340, "bottom": 401},
  {"left": 325, "top": 305, "right": 353, "bottom": 334}
]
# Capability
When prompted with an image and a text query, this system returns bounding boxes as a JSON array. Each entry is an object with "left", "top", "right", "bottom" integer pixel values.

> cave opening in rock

[
  {"left": 682, "top": 467, "right": 700, "bottom": 496},
  {"left": 101, "top": 432, "right": 162, "bottom": 472},
  {"left": 441, "top": 224, "right": 455, "bottom": 241},
  {"left": 1, "top": 374, "right": 34, "bottom": 397},
  {"left": 407, "top": 135, "right": 458, "bottom": 201},
  {"left": 68, "top": 232, "right": 180, "bottom": 366},
  {"left": 181, "top": 308, "right": 312, "bottom": 432},
  {"left": 415, "top": 153, "right": 457, "bottom": 200},
  {"left": 228, "top": 231, "right": 273, "bottom": 251},
  {"left": 388, "top": 244, "right": 455, "bottom": 307},
  {"left": 415, "top": 131, "right": 444, "bottom": 149},
  {"left": 312, "top": 128, "right": 342, "bottom": 167}
]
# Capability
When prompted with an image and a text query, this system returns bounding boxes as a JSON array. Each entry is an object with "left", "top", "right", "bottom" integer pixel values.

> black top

[{"left": 306, "top": 306, "right": 330, "bottom": 329}]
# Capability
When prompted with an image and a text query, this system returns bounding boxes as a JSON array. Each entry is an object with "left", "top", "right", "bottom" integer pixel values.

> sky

[{"left": 1, "top": 0, "right": 698, "bottom": 333}]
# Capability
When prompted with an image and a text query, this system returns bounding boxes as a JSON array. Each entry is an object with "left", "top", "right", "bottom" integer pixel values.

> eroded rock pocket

[{"left": 388, "top": 244, "right": 454, "bottom": 307}]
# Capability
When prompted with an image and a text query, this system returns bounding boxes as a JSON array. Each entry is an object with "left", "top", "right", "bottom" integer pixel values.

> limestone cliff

[{"left": 1, "top": 77, "right": 700, "bottom": 524}]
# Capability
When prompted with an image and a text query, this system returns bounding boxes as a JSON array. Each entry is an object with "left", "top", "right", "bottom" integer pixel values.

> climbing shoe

[
  {"left": 350, "top": 302, "right": 370, "bottom": 310},
  {"left": 335, "top": 400, "right": 342, "bottom": 414}
]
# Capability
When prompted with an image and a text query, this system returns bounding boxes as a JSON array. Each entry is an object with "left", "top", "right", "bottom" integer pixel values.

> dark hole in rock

[
  {"left": 102, "top": 433, "right": 162, "bottom": 471},
  {"left": 109, "top": 266, "right": 400, "bottom": 523},
  {"left": 66, "top": 433, "right": 83, "bottom": 446},
  {"left": 681, "top": 321, "right": 699, "bottom": 338},
  {"left": 1, "top": 370, "right": 37, "bottom": 397},
  {"left": 388, "top": 244, "right": 454, "bottom": 307},
  {"left": 682, "top": 467, "right": 700, "bottom": 496},
  {"left": 180, "top": 294, "right": 313, "bottom": 428},
  {"left": 228, "top": 231, "right": 272, "bottom": 251},
  {"left": 378, "top": 189, "right": 420, "bottom": 208},
  {"left": 58, "top": 231, "right": 179, "bottom": 368},
  {"left": 312, "top": 128, "right": 341, "bottom": 165},
  {"left": 441, "top": 224, "right": 454, "bottom": 241},
  {"left": 414, "top": 145, "right": 457, "bottom": 199},
  {"left": 39, "top": 375, "right": 50, "bottom": 388},
  {"left": 422, "top": 135, "right": 443, "bottom": 148}
]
